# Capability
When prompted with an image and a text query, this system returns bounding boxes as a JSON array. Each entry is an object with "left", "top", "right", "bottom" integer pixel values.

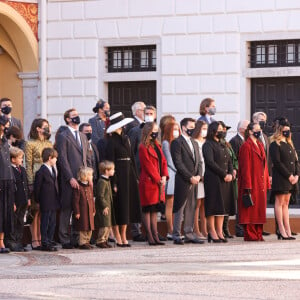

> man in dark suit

[
  {"left": 171, "top": 118, "right": 204, "bottom": 245},
  {"left": 88, "top": 99, "right": 110, "bottom": 145},
  {"left": 0, "top": 98, "right": 23, "bottom": 132},
  {"left": 0, "top": 98, "right": 24, "bottom": 149},
  {"left": 56, "top": 109, "right": 92, "bottom": 249},
  {"left": 229, "top": 119, "right": 249, "bottom": 237},
  {"left": 124, "top": 101, "right": 145, "bottom": 134},
  {"left": 252, "top": 111, "right": 271, "bottom": 236},
  {"left": 79, "top": 123, "right": 100, "bottom": 190}
]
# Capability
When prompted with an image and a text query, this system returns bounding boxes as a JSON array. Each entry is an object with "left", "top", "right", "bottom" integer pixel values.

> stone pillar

[{"left": 17, "top": 72, "right": 39, "bottom": 138}]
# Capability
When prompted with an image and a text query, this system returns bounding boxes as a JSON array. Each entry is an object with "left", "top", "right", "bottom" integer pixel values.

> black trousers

[
  {"left": 41, "top": 210, "right": 56, "bottom": 247},
  {"left": 5, "top": 203, "right": 27, "bottom": 248}
]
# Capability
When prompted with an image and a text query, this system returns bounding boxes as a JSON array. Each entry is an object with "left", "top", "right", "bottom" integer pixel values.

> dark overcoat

[
  {"left": 12, "top": 166, "right": 29, "bottom": 206},
  {"left": 105, "top": 132, "right": 141, "bottom": 225},
  {"left": 55, "top": 128, "right": 92, "bottom": 209},
  {"left": 139, "top": 142, "right": 169, "bottom": 207},
  {"left": 72, "top": 182, "right": 95, "bottom": 231},
  {"left": 202, "top": 139, "right": 235, "bottom": 217},
  {"left": 238, "top": 138, "right": 270, "bottom": 224},
  {"left": 229, "top": 134, "right": 244, "bottom": 159},
  {"left": 34, "top": 165, "right": 60, "bottom": 212},
  {"left": 269, "top": 141, "right": 299, "bottom": 193},
  {"left": 88, "top": 115, "right": 106, "bottom": 145},
  {"left": 171, "top": 135, "right": 202, "bottom": 213},
  {"left": 94, "top": 176, "right": 116, "bottom": 228}
]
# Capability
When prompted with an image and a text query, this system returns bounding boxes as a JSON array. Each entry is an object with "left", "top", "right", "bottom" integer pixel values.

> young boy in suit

[
  {"left": 6, "top": 147, "right": 30, "bottom": 252},
  {"left": 34, "top": 148, "right": 60, "bottom": 251}
]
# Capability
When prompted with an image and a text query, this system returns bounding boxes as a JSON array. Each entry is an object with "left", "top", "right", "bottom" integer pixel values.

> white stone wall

[{"left": 46, "top": 0, "right": 300, "bottom": 133}]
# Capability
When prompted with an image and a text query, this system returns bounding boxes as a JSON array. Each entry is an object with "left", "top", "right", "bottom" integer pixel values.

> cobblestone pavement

[{"left": 1, "top": 235, "right": 300, "bottom": 299}]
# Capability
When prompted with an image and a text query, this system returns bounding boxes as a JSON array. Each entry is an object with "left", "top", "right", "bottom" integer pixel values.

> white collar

[
  {"left": 135, "top": 116, "right": 143, "bottom": 124},
  {"left": 68, "top": 125, "right": 78, "bottom": 133},
  {"left": 43, "top": 163, "right": 53, "bottom": 174},
  {"left": 237, "top": 133, "right": 244, "bottom": 141}
]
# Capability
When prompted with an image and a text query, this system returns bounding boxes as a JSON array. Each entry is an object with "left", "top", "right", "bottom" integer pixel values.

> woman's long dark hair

[
  {"left": 244, "top": 122, "right": 256, "bottom": 140},
  {"left": 141, "top": 122, "right": 159, "bottom": 147},
  {"left": 192, "top": 120, "right": 206, "bottom": 139},
  {"left": 206, "top": 121, "right": 221, "bottom": 141},
  {"left": 28, "top": 118, "right": 49, "bottom": 140}
]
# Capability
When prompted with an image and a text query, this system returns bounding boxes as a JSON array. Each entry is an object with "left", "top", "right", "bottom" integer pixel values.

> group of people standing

[{"left": 0, "top": 96, "right": 298, "bottom": 254}]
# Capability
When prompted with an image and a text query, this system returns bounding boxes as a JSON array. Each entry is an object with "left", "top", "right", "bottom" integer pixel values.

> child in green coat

[{"left": 95, "top": 161, "right": 116, "bottom": 248}]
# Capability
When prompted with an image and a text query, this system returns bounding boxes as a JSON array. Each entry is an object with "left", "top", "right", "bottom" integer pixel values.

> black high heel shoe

[
  {"left": 218, "top": 236, "right": 228, "bottom": 243},
  {"left": 277, "top": 233, "right": 290, "bottom": 240},
  {"left": 288, "top": 236, "right": 296, "bottom": 240},
  {"left": 148, "top": 241, "right": 157, "bottom": 246},
  {"left": 207, "top": 233, "right": 221, "bottom": 243},
  {"left": 154, "top": 239, "right": 165, "bottom": 246},
  {"left": 31, "top": 240, "right": 42, "bottom": 250}
]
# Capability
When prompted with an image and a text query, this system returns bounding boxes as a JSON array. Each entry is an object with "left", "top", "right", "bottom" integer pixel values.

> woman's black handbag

[{"left": 242, "top": 194, "right": 254, "bottom": 208}]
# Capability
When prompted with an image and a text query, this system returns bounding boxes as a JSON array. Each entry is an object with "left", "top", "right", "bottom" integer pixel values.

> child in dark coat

[
  {"left": 34, "top": 148, "right": 60, "bottom": 251},
  {"left": 73, "top": 167, "right": 95, "bottom": 250},
  {"left": 6, "top": 147, "right": 30, "bottom": 252},
  {"left": 95, "top": 161, "right": 116, "bottom": 249}
]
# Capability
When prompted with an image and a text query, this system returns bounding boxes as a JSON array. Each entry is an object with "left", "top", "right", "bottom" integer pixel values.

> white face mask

[
  {"left": 144, "top": 115, "right": 154, "bottom": 123},
  {"left": 173, "top": 130, "right": 179, "bottom": 138},
  {"left": 201, "top": 130, "right": 207, "bottom": 138}
]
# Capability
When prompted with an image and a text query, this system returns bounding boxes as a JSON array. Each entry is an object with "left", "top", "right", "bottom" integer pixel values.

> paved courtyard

[{"left": 1, "top": 235, "right": 300, "bottom": 299}]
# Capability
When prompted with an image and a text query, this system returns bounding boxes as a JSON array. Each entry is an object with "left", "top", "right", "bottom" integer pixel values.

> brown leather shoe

[{"left": 96, "top": 242, "right": 108, "bottom": 249}]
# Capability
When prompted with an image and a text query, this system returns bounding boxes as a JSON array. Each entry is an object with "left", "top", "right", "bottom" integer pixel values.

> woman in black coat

[
  {"left": 0, "top": 115, "right": 14, "bottom": 253},
  {"left": 269, "top": 119, "right": 299, "bottom": 240},
  {"left": 202, "top": 121, "right": 234, "bottom": 243},
  {"left": 105, "top": 112, "right": 141, "bottom": 247}
]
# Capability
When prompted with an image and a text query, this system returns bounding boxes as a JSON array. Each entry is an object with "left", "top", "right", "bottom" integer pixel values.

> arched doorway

[{"left": 0, "top": 2, "right": 38, "bottom": 136}]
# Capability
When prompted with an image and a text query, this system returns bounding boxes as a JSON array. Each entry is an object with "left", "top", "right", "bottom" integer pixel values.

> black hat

[
  {"left": 219, "top": 120, "right": 231, "bottom": 130},
  {"left": 0, "top": 115, "right": 9, "bottom": 126},
  {"left": 93, "top": 99, "right": 106, "bottom": 113}
]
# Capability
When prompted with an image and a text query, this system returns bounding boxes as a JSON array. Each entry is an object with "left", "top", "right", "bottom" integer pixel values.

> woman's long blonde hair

[{"left": 270, "top": 124, "right": 294, "bottom": 149}]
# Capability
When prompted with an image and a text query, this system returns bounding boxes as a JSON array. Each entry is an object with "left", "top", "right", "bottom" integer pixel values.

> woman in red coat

[
  {"left": 139, "top": 122, "right": 168, "bottom": 246},
  {"left": 238, "top": 122, "right": 270, "bottom": 241}
]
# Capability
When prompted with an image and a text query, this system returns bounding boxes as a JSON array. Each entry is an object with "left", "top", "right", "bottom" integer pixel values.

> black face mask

[
  {"left": 150, "top": 132, "right": 159, "bottom": 140},
  {"left": 42, "top": 127, "right": 51, "bottom": 139},
  {"left": 12, "top": 140, "right": 20, "bottom": 147},
  {"left": 216, "top": 131, "right": 225, "bottom": 139},
  {"left": 104, "top": 110, "right": 110, "bottom": 117},
  {"left": 3, "top": 127, "right": 9, "bottom": 135},
  {"left": 71, "top": 116, "right": 81, "bottom": 125},
  {"left": 259, "top": 121, "right": 266, "bottom": 131},
  {"left": 1, "top": 106, "right": 12, "bottom": 115},
  {"left": 85, "top": 132, "right": 92, "bottom": 141},
  {"left": 253, "top": 131, "right": 261, "bottom": 139},
  {"left": 186, "top": 128, "right": 194, "bottom": 137},
  {"left": 282, "top": 130, "right": 290, "bottom": 138}
]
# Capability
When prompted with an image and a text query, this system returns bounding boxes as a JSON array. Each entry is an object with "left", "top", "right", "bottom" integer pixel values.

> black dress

[
  {"left": 0, "top": 137, "right": 15, "bottom": 234},
  {"left": 202, "top": 139, "right": 235, "bottom": 217},
  {"left": 269, "top": 141, "right": 299, "bottom": 194},
  {"left": 105, "top": 132, "right": 141, "bottom": 225}
]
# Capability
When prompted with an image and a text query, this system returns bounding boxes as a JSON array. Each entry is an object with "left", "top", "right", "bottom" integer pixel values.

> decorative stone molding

[
  {"left": 1, "top": 0, "right": 38, "bottom": 39},
  {"left": 17, "top": 72, "right": 39, "bottom": 136}
]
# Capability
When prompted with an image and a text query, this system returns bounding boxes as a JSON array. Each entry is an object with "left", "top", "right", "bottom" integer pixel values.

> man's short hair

[
  {"left": 252, "top": 112, "right": 267, "bottom": 122},
  {"left": 180, "top": 117, "right": 195, "bottom": 129},
  {"left": 144, "top": 105, "right": 156, "bottom": 113},
  {"left": 131, "top": 102, "right": 145, "bottom": 116},
  {"left": 42, "top": 148, "right": 58, "bottom": 163},
  {"left": 0, "top": 98, "right": 12, "bottom": 106},
  {"left": 64, "top": 108, "right": 76, "bottom": 125},
  {"left": 79, "top": 123, "right": 91, "bottom": 132}
]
